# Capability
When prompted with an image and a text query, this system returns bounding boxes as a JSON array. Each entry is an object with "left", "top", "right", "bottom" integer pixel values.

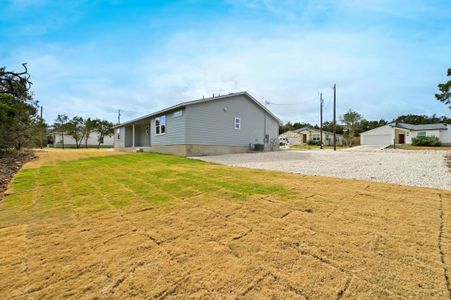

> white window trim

[
  {"left": 234, "top": 117, "right": 241, "bottom": 130},
  {"left": 173, "top": 110, "right": 183, "bottom": 118},
  {"left": 416, "top": 131, "right": 426, "bottom": 137},
  {"left": 155, "top": 115, "right": 167, "bottom": 136}
]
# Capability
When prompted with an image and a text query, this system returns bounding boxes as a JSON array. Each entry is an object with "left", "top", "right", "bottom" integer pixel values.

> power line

[{"left": 265, "top": 98, "right": 317, "bottom": 106}]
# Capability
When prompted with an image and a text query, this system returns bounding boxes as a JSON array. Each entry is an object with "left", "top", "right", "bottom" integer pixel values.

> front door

[
  {"left": 399, "top": 134, "right": 405, "bottom": 144},
  {"left": 303, "top": 134, "right": 307, "bottom": 143}
]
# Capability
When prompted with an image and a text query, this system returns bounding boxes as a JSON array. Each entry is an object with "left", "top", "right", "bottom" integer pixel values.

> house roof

[
  {"left": 389, "top": 122, "right": 448, "bottom": 131},
  {"left": 114, "top": 91, "right": 282, "bottom": 128},
  {"left": 293, "top": 127, "right": 343, "bottom": 137}
]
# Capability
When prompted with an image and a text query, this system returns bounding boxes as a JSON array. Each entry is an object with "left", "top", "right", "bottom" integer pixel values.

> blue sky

[{"left": 1, "top": 0, "right": 450, "bottom": 124}]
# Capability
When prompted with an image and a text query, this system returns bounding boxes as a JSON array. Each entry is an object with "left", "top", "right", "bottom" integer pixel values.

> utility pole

[
  {"left": 320, "top": 93, "right": 323, "bottom": 150},
  {"left": 333, "top": 84, "right": 337, "bottom": 151},
  {"left": 117, "top": 109, "right": 121, "bottom": 125}
]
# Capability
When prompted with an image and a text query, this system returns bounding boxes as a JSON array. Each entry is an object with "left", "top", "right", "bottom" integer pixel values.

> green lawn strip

[{"left": 2, "top": 153, "right": 297, "bottom": 219}]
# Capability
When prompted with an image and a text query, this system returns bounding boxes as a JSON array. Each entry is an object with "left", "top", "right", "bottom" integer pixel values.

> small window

[
  {"left": 173, "top": 110, "right": 183, "bottom": 117},
  {"left": 234, "top": 117, "right": 241, "bottom": 130},
  {"left": 417, "top": 131, "right": 426, "bottom": 137},
  {"left": 155, "top": 115, "right": 166, "bottom": 135},
  {"left": 312, "top": 133, "right": 320, "bottom": 141},
  {"left": 117, "top": 128, "right": 121, "bottom": 139}
]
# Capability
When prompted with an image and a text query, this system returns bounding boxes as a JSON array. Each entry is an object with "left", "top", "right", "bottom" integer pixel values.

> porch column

[{"left": 132, "top": 124, "right": 135, "bottom": 147}]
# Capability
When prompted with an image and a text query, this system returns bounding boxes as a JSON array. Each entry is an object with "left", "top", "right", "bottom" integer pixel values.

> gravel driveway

[{"left": 192, "top": 149, "right": 451, "bottom": 190}]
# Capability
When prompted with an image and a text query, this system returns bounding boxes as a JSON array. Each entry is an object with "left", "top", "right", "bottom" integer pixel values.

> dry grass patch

[
  {"left": 24, "top": 148, "right": 124, "bottom": 169},
  {"left": 394, "top": 145, "right": 451, "bottom": 151},
  {"left": 0, "top": 151, "right": 450, "bottom": 299}
]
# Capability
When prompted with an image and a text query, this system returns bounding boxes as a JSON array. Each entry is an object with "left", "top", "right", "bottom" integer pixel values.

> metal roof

[
  {"left": 389, "top": 122, "right": 448, "bottom": 131},
  {"left": 114, "top": 91, "right": 282, "bottom": 128},
  {"left": 293, "top": 127, "right": 343, "bottom": 137}
]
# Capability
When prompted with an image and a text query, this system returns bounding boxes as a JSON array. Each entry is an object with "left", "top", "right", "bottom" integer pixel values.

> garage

[
  {"left": 360, "top": 124, "right": 394, "bottom": 145},
  {"left": 361, "top": 134, "right": 392, "bottom": 145}
]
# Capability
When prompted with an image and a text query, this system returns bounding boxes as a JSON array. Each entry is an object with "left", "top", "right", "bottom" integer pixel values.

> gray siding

[
  {"left": 150, "top": 109, "right": 186, "bottom": 145},
  {"left": 185, "top": 95, "right": 279, "bottom": 147},
  {"left": 125, "top": 126, "right": 133, "bottom": 147},
  {"left": 134, "top": 122, "right": 150, "bottom": 147},
  {"left": 114, "top": 126, "right": 126, "bottom": 148}
]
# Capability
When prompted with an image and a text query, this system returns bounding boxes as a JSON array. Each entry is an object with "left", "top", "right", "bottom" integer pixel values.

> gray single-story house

[{"left": 113, "top": 92, "right": 282, "bottom": 156}]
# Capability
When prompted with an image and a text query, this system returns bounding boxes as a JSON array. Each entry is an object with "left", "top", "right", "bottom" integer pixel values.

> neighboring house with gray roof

[
  {"left": 113, "top": 92, "right": 281, "bottom": 156},
  {"left": 360, "top": 122, "right": 451, "bottom": 145},
  {"left": 280, "top": 127, "right": 342, "bottom": 146}
]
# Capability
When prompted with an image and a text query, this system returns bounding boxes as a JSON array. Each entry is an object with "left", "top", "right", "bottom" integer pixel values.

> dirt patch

[{"left": 0, "top": 151, "right": 35, "bottom": 200}]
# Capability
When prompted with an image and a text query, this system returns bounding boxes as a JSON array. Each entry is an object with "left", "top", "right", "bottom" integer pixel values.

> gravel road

[{"left": 192, "top": 149, "right": 451, "bottom": 190}]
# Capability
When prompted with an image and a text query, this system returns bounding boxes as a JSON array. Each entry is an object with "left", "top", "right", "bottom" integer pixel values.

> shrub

[
  {"left": 411, "top": 136, "right": 441, "bottom": 146},
  {"left": 307, "top": 139, "right": 321, "bottom": 146}
]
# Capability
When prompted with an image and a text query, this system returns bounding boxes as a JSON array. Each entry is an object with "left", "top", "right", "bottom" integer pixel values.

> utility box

[{"left": 254, "top": 143, "right": 264, "bottom": 151}]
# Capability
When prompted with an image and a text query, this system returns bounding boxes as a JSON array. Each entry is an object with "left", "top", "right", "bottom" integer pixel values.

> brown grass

[
  {"left": 24, "top": 148, "right": 125, "bottom": 169},
  {"left": 394, "top": 145, "right": 451, "bottom": 151},
  {"left": 0, "top": 150, "right": 450, "bottom": 299}
]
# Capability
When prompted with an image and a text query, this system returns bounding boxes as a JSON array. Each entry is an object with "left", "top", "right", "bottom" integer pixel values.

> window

[
  {"left": 312, "top": 133, "right": 320, "bottom": 141},
  {"left": 234, "top": 117, "right": 241, "bottom": 130},
  {"left": 117, "top": 128, "right": 121, "bottom": 139},
  {"left": 417, "top": 131, "right": 426, "bottom": 137},
  {"left": 155, "top": 115, "right": 166, "bottom": 135},
  {"left": 173, "top": 110, "right": 183, "bottom": 117}
]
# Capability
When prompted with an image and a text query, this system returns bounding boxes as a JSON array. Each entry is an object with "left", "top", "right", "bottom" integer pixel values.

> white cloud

[{"left": 135, "top": 27, "right": 449, "bottom": 124}]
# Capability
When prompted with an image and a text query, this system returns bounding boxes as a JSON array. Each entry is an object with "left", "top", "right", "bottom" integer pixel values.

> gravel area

[{"left": 192, "top": 149, "right": 451, "bottom": 190}]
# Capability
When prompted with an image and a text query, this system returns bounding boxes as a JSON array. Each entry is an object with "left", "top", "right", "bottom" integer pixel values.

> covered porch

[
  {"left": 124, "top": 121, "right": 151, "bottom": 148},
  {"left": 394, "top": 127, "right": 410, "bottom": 145}
]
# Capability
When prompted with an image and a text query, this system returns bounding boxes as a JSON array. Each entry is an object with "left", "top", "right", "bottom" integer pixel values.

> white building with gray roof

[{"left": 360, "top": 122, "right": 451, "bottom": 145}]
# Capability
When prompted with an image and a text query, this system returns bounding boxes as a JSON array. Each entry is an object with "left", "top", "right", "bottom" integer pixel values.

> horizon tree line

[{"left": 52, "top": 115, "right": 114, "bottom": 149}]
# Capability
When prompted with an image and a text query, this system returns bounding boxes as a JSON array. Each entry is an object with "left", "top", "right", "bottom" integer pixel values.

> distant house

[
  {"left": 113, "top": 92, "right": 282, "bottom": 156},
  {"left": 48, "top": 130, "right": 114, "bottom": 148},
  {"left": 280, "top": 127, "right": 343, "bottom": 146},
  {"left": 360, "top": 122, "right": 451, "bottom": 145}
]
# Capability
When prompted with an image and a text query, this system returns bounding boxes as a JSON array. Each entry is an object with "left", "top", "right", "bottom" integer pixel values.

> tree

[
  {"left": 322, "top": 121, "right": 344, "bottom": 135},
  {"left": 357, "top": 119, "right": 387, "bottom": 134},
  {"left": 66, "top": 116, "right": 84, "bottom": 148},
  {"left": 394, "top": 114, "right": 449, "bottom": 124},
  {"left": 340, "top": 110, "right": 362, "bottom": 147},
  {"left": 94, "top": 119, "right": 114, "bottom": 149},
  {"left": 54, "top": 114, "right": 69, "bottom": 149},
  {"left": 435, "top": 68, "right": 450, "bottom": 109},
  {"left": 82, "top": 118, "right": 97, "bottom": 148},
  {"left": 0, "top": 64, "right": 41, "bottom": 152},
  {"left": 0, "top": 94, "right": 38, "bottom": 150},
  {"left": 0, "top": 63, "right": 32, "bottom": 100},
  {"left": 279, "top": 122, "right": 313, "bottom": 134}
]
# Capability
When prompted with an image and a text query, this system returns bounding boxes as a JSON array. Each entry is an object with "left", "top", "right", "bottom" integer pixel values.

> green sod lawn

[{"left": 4, "top": 153, "right": 291, "bottom": 216}]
